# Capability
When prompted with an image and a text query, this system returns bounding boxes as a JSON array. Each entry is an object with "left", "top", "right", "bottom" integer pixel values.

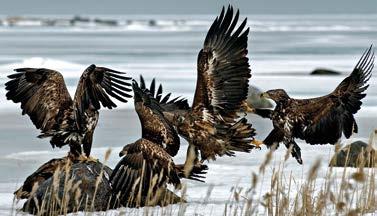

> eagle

[
  {"left": 14, "top": 158, "right": 68, "bottom": 199},
  {"left": 137, "top": 6, "right": 257, "bottom": 177},
  {"left": 110, "top": 81, "right": 207, "bottom": 207},
  {"left": 5, "top": 64, "right": 132, "bottom": 159},
  {"left": 255, "top": 46, "right": 375, "bottom": 164}
]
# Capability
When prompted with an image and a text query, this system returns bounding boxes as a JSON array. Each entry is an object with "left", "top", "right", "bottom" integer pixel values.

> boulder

[
  {"left": 247, "top": 85, "right": 273, "bottom": 109},
  {"left": 329, "top": 141, "right": 376, "bottom": 167},
  {"left": 22, "top": 160, "right": 113, "bottom": 215},
  {"left": 310, "top": 68, "right": 341, "bottom": 75},
  {"left": 21, "top": 160, "right": 183, "bottom": 215}
]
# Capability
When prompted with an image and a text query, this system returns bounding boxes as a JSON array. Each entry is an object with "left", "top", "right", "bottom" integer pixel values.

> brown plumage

[
  {"left": 5, "top": 64, "right": 132, "bottom": 158},
  {"left": 14, "top": 158, "right": 69, "bottom": 199},
  {"left": 137, "top": 6, "right": 256, "bottom": 178},
  {"left": 256, "top": 46, "right": 375, "bottom": 164},
  {"left": 110, "top": 81, "right": 207, "bottom": 207}
]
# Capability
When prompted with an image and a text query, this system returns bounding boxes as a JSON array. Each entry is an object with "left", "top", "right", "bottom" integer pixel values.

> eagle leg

[
  {"left": 182, "top": 144, "right": 200, "bottom": 178},
  {"left": 68, "top": 142, "right": 83, "bottom": 161},
  {"left": 284, "top": 140, "right": 302, "bottom": 164},
  {"left": 83, "top": 131, "right": 94, "bottom": 157}
]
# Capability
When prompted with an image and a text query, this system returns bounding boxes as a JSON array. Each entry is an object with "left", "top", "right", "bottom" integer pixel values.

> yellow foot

[
  {"left": 82, "top": 155, "right": 98, "bottom": 163},
  {"left": 251, "top": 139, "right": 264, "bottom": 149},
  {"left": 241, "top": 101, "right": 255, "bottom": 113},
  {"left": 70, "top": 154, "right": 98, "bottom": 163}
]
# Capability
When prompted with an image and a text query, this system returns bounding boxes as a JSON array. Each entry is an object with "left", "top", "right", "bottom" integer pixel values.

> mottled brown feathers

[
  {"left": 133, "top": 80, "right": 181, "bottom": 156},
  {"left": 5, "top": 68, "right": 72, "bottom": 132},
  {"left": 194, "top": 5, "right": 251, "bottom": 120},
  {"left": 5, "top": 65, "right": 132, "bottom": 157},
  {"left": 257, "top": 46, "right": 374, "bottom": 163}
]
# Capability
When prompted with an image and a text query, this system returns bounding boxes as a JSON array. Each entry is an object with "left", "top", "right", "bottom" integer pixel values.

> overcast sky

[{"left": 0, "top": 0, "right": 376, "bottom": 15}]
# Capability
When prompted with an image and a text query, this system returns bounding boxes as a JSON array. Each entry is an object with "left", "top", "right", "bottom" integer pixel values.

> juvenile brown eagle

[
  {"left": 110, "top": 81, "right": 207, "bottom": 207},
  {"left": 255, "top": 46, "right": 375, "bottom": 164},
  {"left": 137, "top": 6, "right": 257, "bottom": 177},
  {"left": 5, "top": 64, "right": 132, "bottom": 159}
]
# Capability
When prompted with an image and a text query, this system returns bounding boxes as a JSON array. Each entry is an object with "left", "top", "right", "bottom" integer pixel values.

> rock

[
  {"left": 93, "top": 18, "right": 118, "bottom": 26},
  {"left": 22, "top": 160, "right": 113, "bottom": 215},
  {"left": 21, "top": 159, "right": 183, "bottom": 215},
  {"left": 329, "top": 141, "right": 376, "bottom": 167},
  {"left": 247, "top": 85, "right": 273, "bottom": 109},
  {"left": 310, "top": 68, "right": 341, "bottom": 75}
]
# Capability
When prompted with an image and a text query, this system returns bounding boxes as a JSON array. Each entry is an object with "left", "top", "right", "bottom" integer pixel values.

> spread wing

[
  {"left": 193, "top": 6, "right": 251, "bottom": 120},
  {"left": 298, "top": 46, "right": 374, "bottom": 144},
  {"left": 133, "top": 81, "right": 180, "bottom": 156},
  {"left": 5, "top": 68, "right": 72, "bottom": 133},
  {"left": 73, "top": 65, "right": 132, "bottom": 127},
  {"left": 110, "top": 139, "right": 180, "bottom": 206},
  {"left": 139, "top": 75, "right": 190, "bottom": 112}
]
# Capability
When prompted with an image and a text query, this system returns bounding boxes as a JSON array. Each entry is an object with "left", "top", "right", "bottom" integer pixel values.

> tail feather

[{"left": 217, "top": 117, "right": 256, "bottom": 154}]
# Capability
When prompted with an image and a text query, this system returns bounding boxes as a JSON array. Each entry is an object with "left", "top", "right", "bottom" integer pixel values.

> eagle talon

[
  {"left": 72, "top": 154, "right": 98, "bottom": 163},
  {"left": 85, "top": 156, "right": 98, "bottom": 162},
  {"left": 251, "top": 139, "right": 264, "bottom": 149}
]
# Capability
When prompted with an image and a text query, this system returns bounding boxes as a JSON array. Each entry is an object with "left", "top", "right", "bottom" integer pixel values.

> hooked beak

[{"left": 260, "top": 92, "right": 270, "bottom": 99}]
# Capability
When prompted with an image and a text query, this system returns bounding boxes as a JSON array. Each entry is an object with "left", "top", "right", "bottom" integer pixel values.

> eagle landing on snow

[{"left": 255, "top": 46, "right": 375, "bottom": 164}]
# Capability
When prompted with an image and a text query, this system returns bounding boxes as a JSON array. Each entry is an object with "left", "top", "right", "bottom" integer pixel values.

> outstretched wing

[
  {"left": 110, "top": 139, "right": 180, "bottom": 206},
  {"left": 139, "top": 75, "right": 189, "bottom": 112},
  {"left": 5, "top": 68, "right": 72, "bottom": 133},
  {"left": 193, "top": 5, "right": 251, "bottom": 120},
  {"left": 133, "top": 81, "right": 180, "bottom": 156},
  {"left": 73, "top": 65, "right": 132, "bottom": 126},
  {"left": 298, "top": 46, "right": 374, "bottom": 144}
]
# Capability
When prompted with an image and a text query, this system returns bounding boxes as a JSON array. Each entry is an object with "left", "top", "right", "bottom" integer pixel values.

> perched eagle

[
  {"left": 110, "top": 81, "right": 207, "bottom": 207},
  {"left": 255, "top": 46, "right": 375, "bottom": 164},
  {"left": 137, "top": 6, "right": 256, "bottom": 177},
  {"left": 5, "top": 64, "right": 132, "bottom": 159}
]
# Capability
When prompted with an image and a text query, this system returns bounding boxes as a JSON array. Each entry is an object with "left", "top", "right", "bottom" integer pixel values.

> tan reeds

[{"left": 13, "top": 136, "right": 377, "bottom": 216}]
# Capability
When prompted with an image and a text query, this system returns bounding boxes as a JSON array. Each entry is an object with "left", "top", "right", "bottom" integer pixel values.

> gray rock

[
  {"left": 247, "top": 85, "right": 273, "bottom": 109},
  {"left": 22, "top": 160, "right": 113, "bottom": 215},
  {"left": 21, "top": 160, "right": 183, "bottom": 215},
  {"left": 329, "top": 141, "right": 376, "bottom": 167},
  {"left": 310, "top": 68, "right": 341, "bottom": 75}
]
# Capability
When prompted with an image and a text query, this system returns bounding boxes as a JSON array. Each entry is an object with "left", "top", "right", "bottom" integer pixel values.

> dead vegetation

[{"left": 12, "top": 137, "right": 377, "bottom": 216}]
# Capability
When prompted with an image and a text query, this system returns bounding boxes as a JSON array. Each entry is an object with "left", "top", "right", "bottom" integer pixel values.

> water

[{"left": 0, "top": 14, "right": 376, "bottom": 215}]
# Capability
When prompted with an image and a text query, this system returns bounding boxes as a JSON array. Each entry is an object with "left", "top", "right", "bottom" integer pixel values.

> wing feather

[
  {"left": 193, "top": 6, "right": 251, "bottom": 119},
  {"left": 5, "top": 68, "right": 72, "bottom": 132},
  {"left": 110, "top": 139, "right": 180, "bottom": 206},
  {"left": 74, "top": 64, "right": 132, "bottom": 113},
  {"left": 139, "top": 75, "right": 189, "bottom": 111},
  {"left": 299, "top": 46, "right": 374, "bottom": 144}
]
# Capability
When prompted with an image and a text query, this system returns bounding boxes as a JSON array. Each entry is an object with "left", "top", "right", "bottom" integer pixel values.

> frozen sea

[{"left": 0, "top": 14, "right": 376, "bottom": 215}]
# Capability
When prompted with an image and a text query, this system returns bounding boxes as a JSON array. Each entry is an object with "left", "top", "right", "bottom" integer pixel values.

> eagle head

[
  {"left": 119, "top": 145, "right": 130, "bottom": 157},
  {"left": 261, "top": 89, "right": 289, "bottom": 103}
]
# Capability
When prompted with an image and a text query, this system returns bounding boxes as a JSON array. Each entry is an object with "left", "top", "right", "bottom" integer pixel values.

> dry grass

[{"left": 12, "top": 136, "right": 377, "bottom": 215}]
